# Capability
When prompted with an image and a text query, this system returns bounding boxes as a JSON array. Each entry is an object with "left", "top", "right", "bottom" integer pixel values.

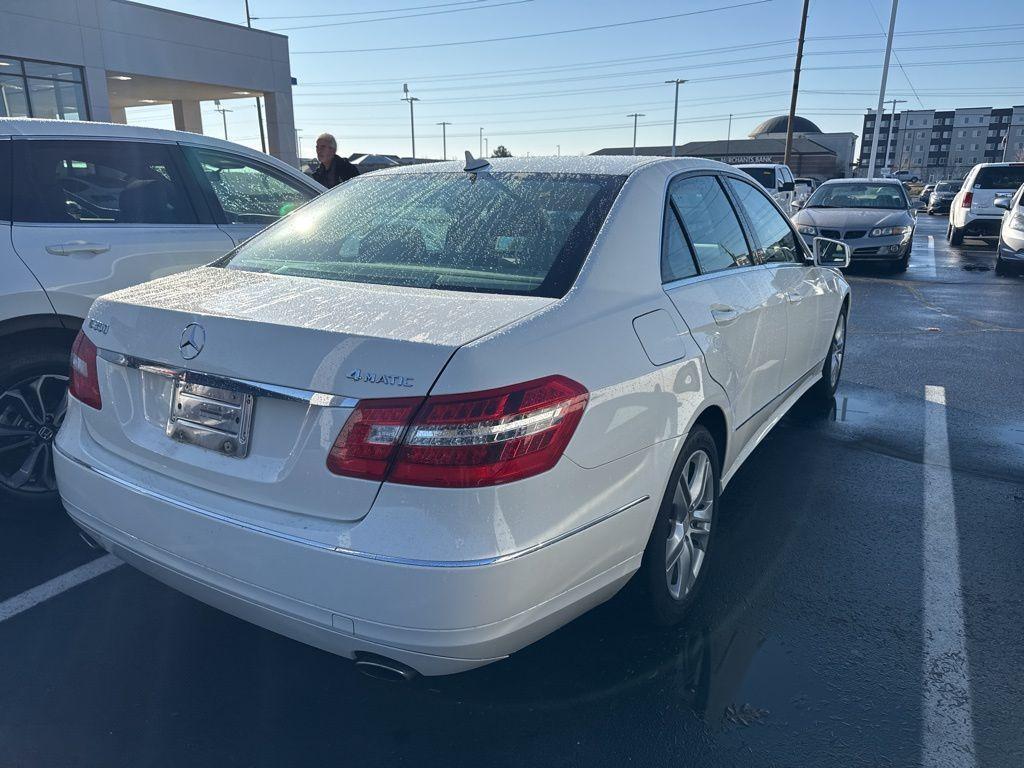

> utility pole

[
  {"left": 437, "top": 121, "right": 451, "bottom": 160},
  {"left": 867, "top": 0, "right": 899, "bottom": 178},
  {"left": 783, "top": 0, "right": 810, "bottom": 168},
  {"left": 885, "top": 98, "right": 907, "bottom": 171},
  {"left": 627, "top": 113, "right": 645, "bottom": 155},
  {"left": 484, "top": 137, "right": 489, "bottom": 157},
  {"left": 244, "top": 0, "right": 268, "bottom": 154},
  {"left": 556, "top": 144, "right": 560, "bottom": 156},
  {"left": 401, "top": 84, "right": 419, "bottom": 159},
  {"left": 726, "top": 113, "right": 733, "bottom": 160},
  {"left": 479, "top": 127, "right": 484, "bottom": 157},
  {"left": 213, "top": 99, "right": 231, "bottom": 140},
  {"left": 665, "top": 79, "right": 687, "bottom": 157}
]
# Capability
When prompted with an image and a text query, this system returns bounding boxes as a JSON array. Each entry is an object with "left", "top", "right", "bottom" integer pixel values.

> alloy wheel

[
  {"left": 0, "top": 374, "right": 69, "bottom": 494},
  {"left": 665, "top": 449, "right": 715, "bottom": 601},
  {"left": 830, "top": 313, "right": 846, "bottom": 388}
]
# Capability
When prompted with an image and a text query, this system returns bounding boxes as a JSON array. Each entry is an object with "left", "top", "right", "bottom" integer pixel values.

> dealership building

[
  {"left": 594, "top": 115, "right": 858, "bottom": 180},
  {"left": 0, "top": 0, "right": 299, "bottom": 166}
]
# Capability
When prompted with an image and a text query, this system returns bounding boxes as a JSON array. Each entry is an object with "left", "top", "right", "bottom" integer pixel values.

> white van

[
  {"left": 734, "top": 163, "right": 796, "bottom": 208},
  {"left": 0, "top": 118, "right": 323, "bottom": 506}
]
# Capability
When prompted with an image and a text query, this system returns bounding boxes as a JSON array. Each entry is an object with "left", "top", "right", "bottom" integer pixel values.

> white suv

[
  {"left": 0, "top": 119, "right": 322, "bottom": 507},
  {"left": 733, "top": 163, "right": 796, "bottom": 208},
  {"left": 947, "top": 162, "right": 1024, "bottom": 245}
]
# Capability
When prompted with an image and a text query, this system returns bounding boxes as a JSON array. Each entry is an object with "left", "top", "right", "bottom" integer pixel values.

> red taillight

[
  {"left": 962, "top": 191, "right": 973, "bottom": 208},
  {"left": 327, "top": 375, "right": 588, "bottom": 488},
  {"left": 69, "top": 330, "right": 102, "bottom": 410}
]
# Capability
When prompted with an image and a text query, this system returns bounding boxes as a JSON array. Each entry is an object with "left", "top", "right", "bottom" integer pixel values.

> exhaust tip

[
  {"left": 78, "top": 530, "right": 101, "bottom": 550},
  {"left": 354, "top": 653, "right": 419, "bottom": 682}
]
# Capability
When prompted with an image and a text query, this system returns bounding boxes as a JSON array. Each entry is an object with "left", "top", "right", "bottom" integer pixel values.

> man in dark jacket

[{"left": 309, "top": 133, "right": 358, "bottom": 188}]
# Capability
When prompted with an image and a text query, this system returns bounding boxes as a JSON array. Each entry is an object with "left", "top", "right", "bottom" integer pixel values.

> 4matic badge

[{"left": 347, "top": 368, "right": 415, "bottom": 388}]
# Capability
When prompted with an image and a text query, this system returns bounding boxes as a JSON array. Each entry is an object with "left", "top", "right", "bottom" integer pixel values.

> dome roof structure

[{"left": 749, "top": 115, "right": 823, "bottom": 137}]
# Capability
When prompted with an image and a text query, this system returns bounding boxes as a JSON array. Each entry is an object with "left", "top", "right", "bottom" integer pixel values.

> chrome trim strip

[
  {"left": 97, "top": 349, "right": 358, "bottom": 408},
  {"left": 55, "top": 445, "right": 648, "bottom": 568}
]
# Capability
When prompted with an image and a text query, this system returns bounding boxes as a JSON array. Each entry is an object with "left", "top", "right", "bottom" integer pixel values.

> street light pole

[
  {"left": 627, "top": 113, "right": 645, "bottom": 155},
  {"left": 214, "top": 99, "right": 231, "bottom": 141},
  {"left": 401, "top": 83, "right": 419, "bottom": 159},
  {"left": 479, "top": 128, "right": 484, "bottom": 157},
  {"left": 885, "top": 98, "right": 907, "bottom": 171},
  {"left": 484, "top": 137, "right": 489, "bottom": 157},
  {"left": 556, "top": 144, "right": 560, "bottom": 156},
  {"left": 867, "top": 0, "right": 900, "bottom": 178},
  {"left": 783, "top": 0, "right": 810, "bottom": 168},
  {"left": 726, "top": 113, "right": 733, "bottom": 160},
  {"left": 244, "top": 0, "right": 268, "bottom": 155},
  {"left": 437, "top": 121, "right": 451, "bottom": 160},
  {"left": 665, "top": 79, "right": 687, "bottom": 157}
]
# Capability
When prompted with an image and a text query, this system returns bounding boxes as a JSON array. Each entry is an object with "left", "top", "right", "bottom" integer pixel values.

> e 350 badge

[{"left": 347, "top": 368, "right": 415, "bottom": 388}]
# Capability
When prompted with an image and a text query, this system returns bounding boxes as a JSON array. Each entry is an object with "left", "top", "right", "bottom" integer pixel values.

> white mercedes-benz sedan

[{"left": 55, "top": 155, "right": 851, "bottom": 678}]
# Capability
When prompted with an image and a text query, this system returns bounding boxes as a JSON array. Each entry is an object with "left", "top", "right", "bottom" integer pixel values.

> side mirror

[
  {"left": 813, "top": 237, "right": 850, "bottom": 269},
  {"left": 779, "top": 180, "right": 795, "bottom": 192},
  {"left": 790, "top": 198, "right": 803, "bottom": 211},
  {"left": 994, "top": 196, "right": 1012, "bottom": 211}
]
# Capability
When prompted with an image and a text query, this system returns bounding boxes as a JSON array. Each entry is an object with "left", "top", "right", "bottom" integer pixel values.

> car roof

[
  {"left": 0, "top": 117, "right": 312, "bottom": 181},
  {"left": 369, "top": 155, "right": 732, "bottom": 178},
  {"left": 820, "top": 178, "right": 904, "bottom": 185}
]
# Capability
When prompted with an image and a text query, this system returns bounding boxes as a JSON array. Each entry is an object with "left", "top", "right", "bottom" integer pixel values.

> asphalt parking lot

[{"left": 1, "top": 213, "right": 1022, "bottom": 768}]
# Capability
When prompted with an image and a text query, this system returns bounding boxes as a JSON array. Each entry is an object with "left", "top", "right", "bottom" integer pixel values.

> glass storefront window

[{"left": 0, "top": 55, "right": 89, "bottom": 120}]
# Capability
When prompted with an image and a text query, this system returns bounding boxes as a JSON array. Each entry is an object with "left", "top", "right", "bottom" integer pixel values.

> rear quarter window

[{"left": 0, "top": 140, "right": 10, "bottom": 221}]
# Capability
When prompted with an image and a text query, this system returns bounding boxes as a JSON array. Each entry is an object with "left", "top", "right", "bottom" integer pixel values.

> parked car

[
  {"left": 947, "top": 162, "right": 1024, "bottom": 245},
  {"left": 919, "top": 184, "right": 935, "bottom": 203},
  {"left": 926, "top": 180, "right": 961, "bottom": 215},
  {"left": 54, "top": 156, "right": 851, "bottom": 677},
  {"left": 994, "top": 186, "right": 1024, "bottom": 275},
  {"left": 733, "top": 163, "right": 796, "bottom": 208},
  {"left": 0, "top": 119, "right": 323, "bottom": 506},
  {"left": 791, "top": 178, "right": 915, "bottom": 272}
]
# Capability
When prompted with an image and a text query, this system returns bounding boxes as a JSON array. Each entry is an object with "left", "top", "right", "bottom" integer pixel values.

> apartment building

[{"left": 856, "top": 105, "right": 1024, "bottom": 181}]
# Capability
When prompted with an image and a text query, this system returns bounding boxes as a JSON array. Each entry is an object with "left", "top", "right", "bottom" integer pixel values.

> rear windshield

[
  {"left": 935, "top": 181, "right": 960, "bottom": 192},
  {"left": 804, "top": 182, "right": 907, "bottom": 210},
  {"left": 222, "top": 171, "right": 625, "bottom": 298},
  {"left": 974, "top": 166, "right": 1024, "bottom": 190},
  {"left": 737, "top": 167, "right": 776, "bottom": 188}
]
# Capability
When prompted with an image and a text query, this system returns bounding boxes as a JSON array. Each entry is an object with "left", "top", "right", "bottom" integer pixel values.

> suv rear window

[
  {"left": 973, "top": 166, "right": 1024, "bottom": 190},
  {"left": 222, "top": 172, "right": 625, "bottom": 298},
  {"left": 935, "top": 181, "right": 959, "bottom": 192},
  {"left": 737, "top": 167, "right": 776, "bottom": 188}
]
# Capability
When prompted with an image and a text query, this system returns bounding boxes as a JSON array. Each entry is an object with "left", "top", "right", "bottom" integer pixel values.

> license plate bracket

[{"left": 166, "top": 378, "right": 254, "bottom": 458}]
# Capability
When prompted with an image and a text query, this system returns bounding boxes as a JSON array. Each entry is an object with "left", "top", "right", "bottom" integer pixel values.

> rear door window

[
  {"left": 185, "top": 147, "right": 317, "bottom": 225},
  {"left": 669, "top": 175, "right": 753, "bottom": 274},
  {"left": 223, "top": 172, "right": 625, "bottom": 298},
  {"left": 974, "top": 166, "right": 1024, "bottom": 189},
  {"left": 13, "top": 140, "right": 198, "bottom": 224}
]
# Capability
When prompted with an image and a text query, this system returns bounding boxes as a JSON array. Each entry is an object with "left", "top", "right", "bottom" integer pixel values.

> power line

[
  {"left": 265, "top": 0, "right": 532, "bottom": 32},
  {"left": 253, "top": 0, "right": 491, "bottom": 20},
  {"left": 292, "top": 0, "right": 775, "bottom": 53}
]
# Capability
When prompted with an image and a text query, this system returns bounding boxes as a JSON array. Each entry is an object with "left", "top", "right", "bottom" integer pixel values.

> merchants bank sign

[{"left": 720, "top": 154, "right": 776, "bottom": 164}]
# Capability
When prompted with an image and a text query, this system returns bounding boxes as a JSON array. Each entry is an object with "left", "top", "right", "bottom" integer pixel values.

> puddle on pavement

[{"left": 961, "top": 263, "right": 992, "bottom": 272}]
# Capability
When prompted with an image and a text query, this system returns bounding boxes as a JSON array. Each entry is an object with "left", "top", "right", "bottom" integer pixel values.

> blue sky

[{"left": 138, "top": 0, "right": 1024, "bottom": 160}]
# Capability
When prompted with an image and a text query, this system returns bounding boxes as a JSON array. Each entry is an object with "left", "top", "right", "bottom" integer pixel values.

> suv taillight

[
  {"left": 69, "top": 330, "right": 102, "bottom": 410},
  {"left": 327, "top": 375, "right": 588, "bottom": 488},
  {"left": 962, "top": 191, "right": 973, "bottom": 208}
]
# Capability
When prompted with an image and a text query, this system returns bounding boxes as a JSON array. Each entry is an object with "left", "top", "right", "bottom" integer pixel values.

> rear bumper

[
  {"left": 54, "top": 444, "right": 648, "bottom": 676},
  {"left": 961, "top": 216, "right": 1002, "bottom": 236}
]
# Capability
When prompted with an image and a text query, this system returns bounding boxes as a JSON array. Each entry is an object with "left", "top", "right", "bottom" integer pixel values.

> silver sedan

[{"left": 791, "top": 179, "right": 916, "bottom": 273}]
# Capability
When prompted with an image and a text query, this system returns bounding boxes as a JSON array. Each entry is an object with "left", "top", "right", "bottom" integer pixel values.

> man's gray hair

[{"left": 316, "top": 132, "right": 337, "bottom": 150}]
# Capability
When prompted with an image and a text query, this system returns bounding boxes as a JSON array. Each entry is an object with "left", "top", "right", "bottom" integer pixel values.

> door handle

[
  {"left": 46, "top": 242, "right": 111, "bottom": 257},
  {"left": 786, "top": 291, "right": 805, "bottom": 304},
  {"left": 710, "top": 304, "right": 739, "bottom": 326}
]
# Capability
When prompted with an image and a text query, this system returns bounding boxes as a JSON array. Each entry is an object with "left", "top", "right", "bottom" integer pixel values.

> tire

[
  {"left": 949, "top": 225, "right": 964, "bottom": 246},
  {"left": 639, "top": 425, "right": 721, "bottom": 626},
  {"left": 0, "top": 339, "right": 73, "bottom": 510},
  {"left": 809, "top": 307, "right": 847, "bottom": 405},
  {"left": 995, "top": 255, "right": 1009, "bottom": 276},
  {"left": 893, "top": 251, "right": 910, "bottom": 273}
]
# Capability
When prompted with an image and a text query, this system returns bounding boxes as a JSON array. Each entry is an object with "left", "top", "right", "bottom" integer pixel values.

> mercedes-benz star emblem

[{"left": 179, "top": 323, "right": 205, "bottom": 360}]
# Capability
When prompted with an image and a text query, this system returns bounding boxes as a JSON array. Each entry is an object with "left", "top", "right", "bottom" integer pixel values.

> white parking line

[
  {"left": 922, "top": 385, "right": 975, "bottom": 767},
  {"left": 921, "top": 235, "right": 937, "bottom": 278},
  {"left": 0, "top": 554, "right": 122, "bottom": 624}
]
